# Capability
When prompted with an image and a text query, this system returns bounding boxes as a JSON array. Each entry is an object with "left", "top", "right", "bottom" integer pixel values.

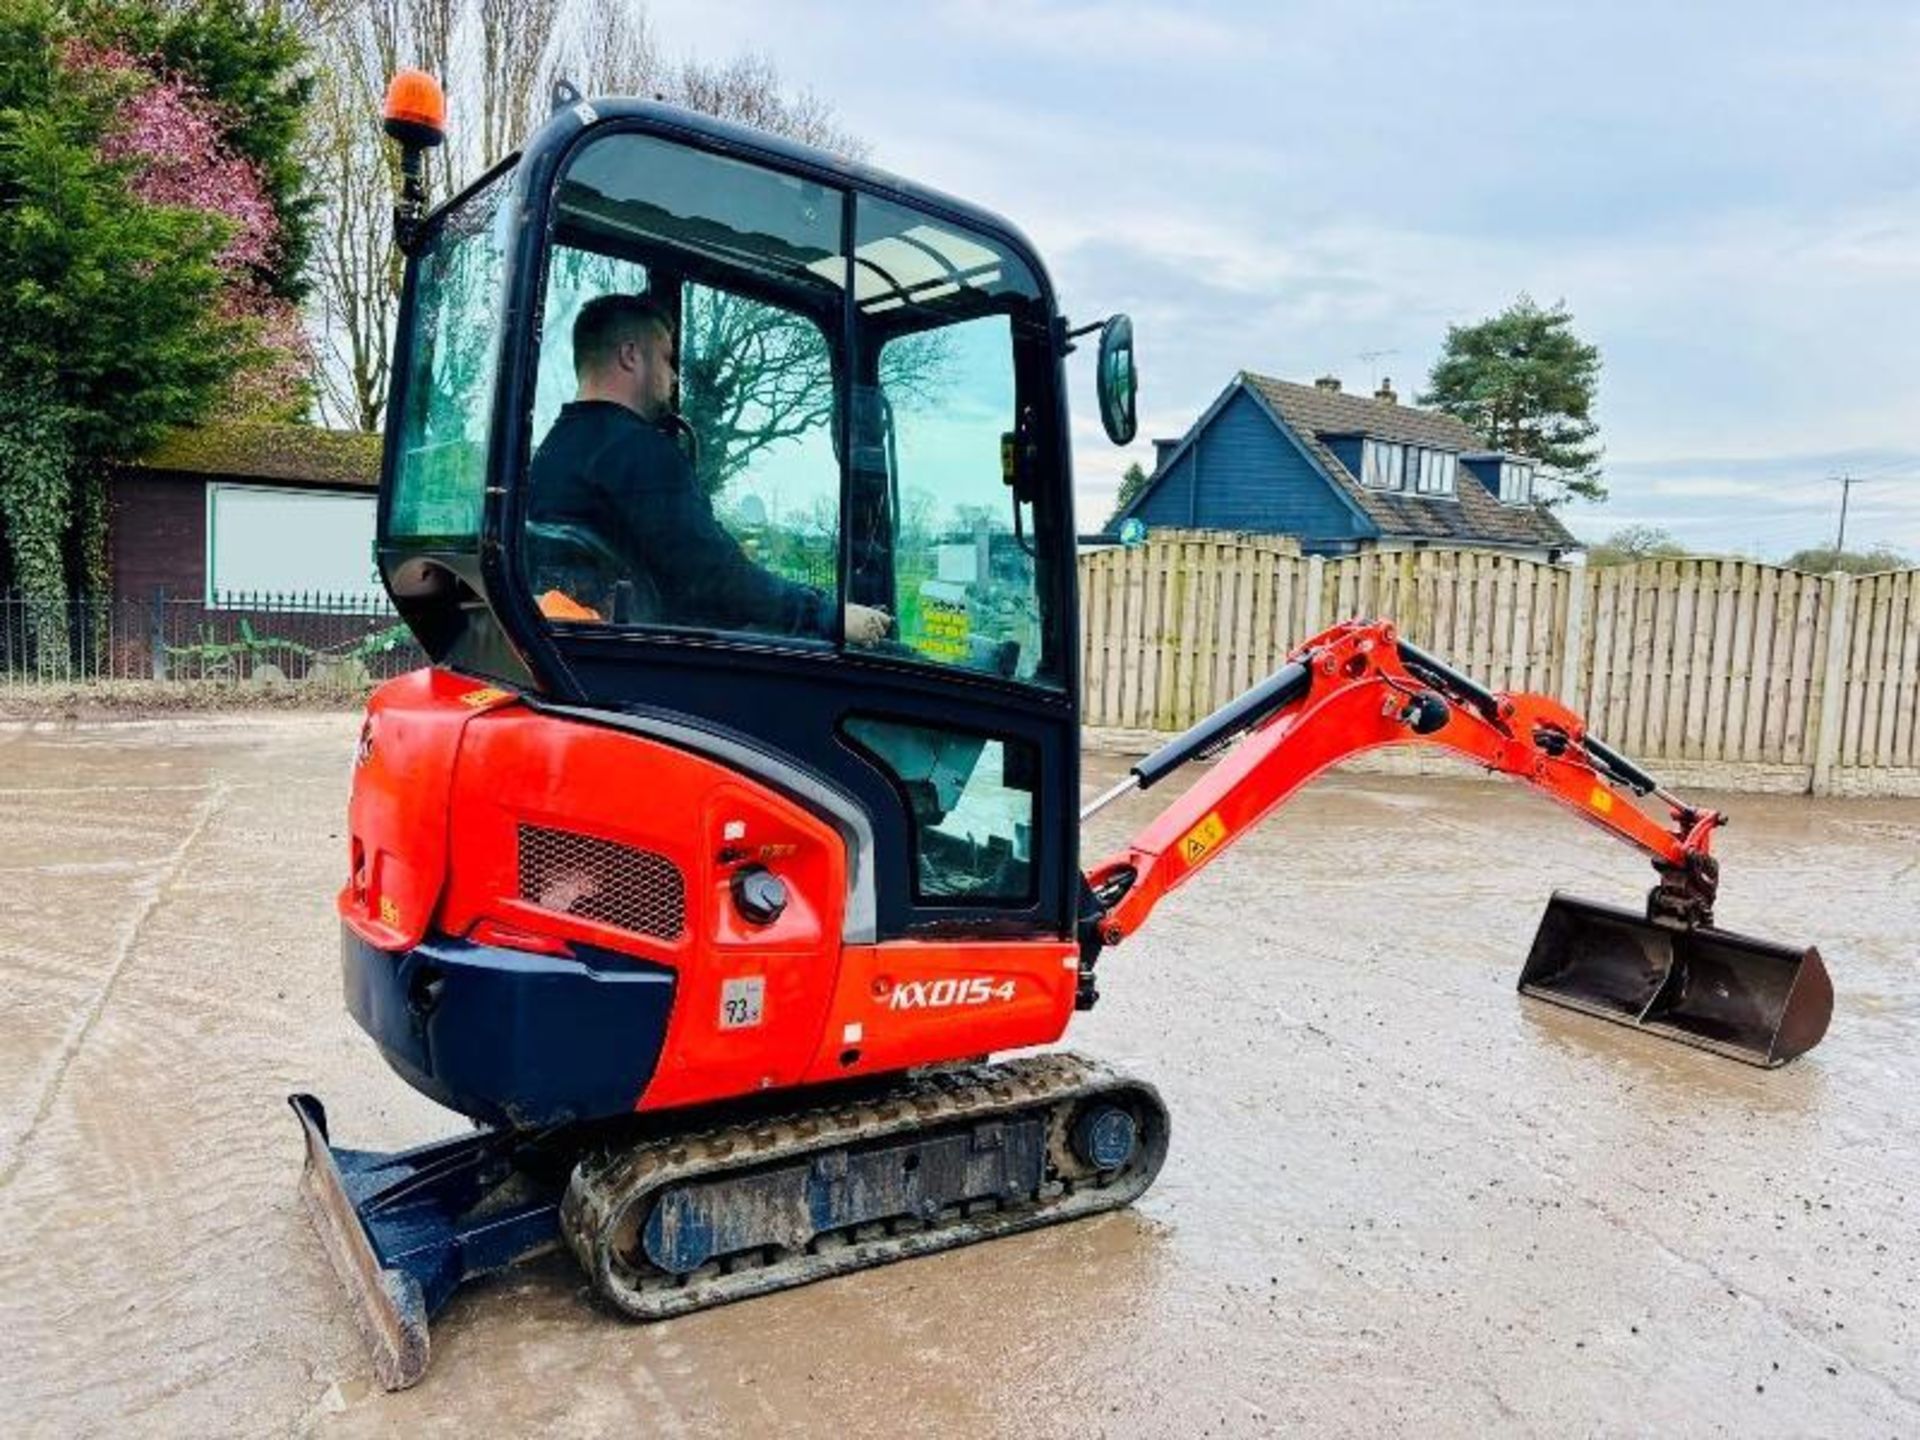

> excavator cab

[{"left": 378, "top": 99, "right": 1119, "bottom": 945}]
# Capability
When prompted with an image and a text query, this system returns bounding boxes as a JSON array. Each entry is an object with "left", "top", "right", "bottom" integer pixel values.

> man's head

[{"left": 573, "top": 293, "right": 676, "bottom": 420}]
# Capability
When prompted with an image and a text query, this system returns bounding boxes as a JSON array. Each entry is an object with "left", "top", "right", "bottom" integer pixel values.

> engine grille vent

[{"left": 517, "top": 824, "right": 686, "bottom": 940}]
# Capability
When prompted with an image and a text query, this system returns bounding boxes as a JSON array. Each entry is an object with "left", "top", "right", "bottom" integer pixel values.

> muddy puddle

[{"left": 1, "top": 718, "right": 1916, "bottom": 1435}]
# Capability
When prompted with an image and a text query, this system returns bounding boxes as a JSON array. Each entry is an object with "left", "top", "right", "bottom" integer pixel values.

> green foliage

[
  {"left": 75, "top": 0, "right": 314, "bottom": 299},
  {"left": 0, "top": 0, "right": 275, "bottom": 605},
  {"left": 0, "top": 386, "right": 78, "bottom": 671},
  {"left": 0, "top": 3, "right": 239, "bottom": 456},
  {"left": 163, "top": 617, "right": 411, "bottom": 684},
  {"left": 1781, "top": 543, "right": 1910, "bottom": 575},
  {"left": 1420, "top": 295, "right": 1604, "bottom": 506},
  {"left": 1584, "top": 524, "right": 1691, "bottom": 566},
  {"left": 0, "top": 388, "right": 73, "bottom": 601},
  {"left": 1107, "top": 460, "right": 1150, "bottom": 525}
]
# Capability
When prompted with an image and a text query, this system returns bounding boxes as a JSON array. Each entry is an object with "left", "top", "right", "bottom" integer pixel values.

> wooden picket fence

[{"left": 1078, "top": 532, "right": 1920, "bottom": 795}]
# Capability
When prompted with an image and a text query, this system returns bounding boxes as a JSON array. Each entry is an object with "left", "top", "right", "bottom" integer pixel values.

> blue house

[{"left": 1110, "top": 372, "right": 1578, "bottom": 559}]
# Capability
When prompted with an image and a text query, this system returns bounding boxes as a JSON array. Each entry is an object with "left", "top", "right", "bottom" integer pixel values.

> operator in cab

[{"left": 528, "top": 293, "right": 890, "bottom": 644}]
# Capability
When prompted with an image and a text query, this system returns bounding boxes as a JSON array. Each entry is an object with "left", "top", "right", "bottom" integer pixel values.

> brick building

[{"left": 111, "top": 423, "right": 383, "bottom": 604}]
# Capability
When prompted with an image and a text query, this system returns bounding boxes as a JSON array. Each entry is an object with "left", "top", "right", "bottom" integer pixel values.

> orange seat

[{"left": 537, "top": 589, "right": 603, "bottom": 622}]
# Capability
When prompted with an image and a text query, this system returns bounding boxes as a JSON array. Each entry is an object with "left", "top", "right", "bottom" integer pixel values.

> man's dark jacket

[{"left": 527, "top": 400, "right": 828, "bottom": 634}]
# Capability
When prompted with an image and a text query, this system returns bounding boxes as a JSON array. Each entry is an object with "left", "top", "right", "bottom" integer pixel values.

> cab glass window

[
  {"left": 523, "top": 132, "right": 847, "bottom": 642},
  {"left": 390, "top": 171, "right": 513, "bottom": 541},
  {"left": 843, "top": 716, "right": 1036, "bottom": 902},
  {"left": 849, "top": 195, "right": 1062, "bottom": 689},
  {"left": 678, "top": 279, "right": 840, "bottom": 605},
  {"left": 533, "top": 248, "right": 649, "bottom": 440}
]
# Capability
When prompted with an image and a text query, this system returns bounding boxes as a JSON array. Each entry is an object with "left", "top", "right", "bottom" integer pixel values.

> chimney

[
  {"left": 1313, "top": 374, "right": 1342, "bottom": 392},
  {"left": 1152, "top": 438, "right": 1179, "bottom": 472},
  {"left": 1374, "top": 377, "right": 1397, "bottom": 404}
]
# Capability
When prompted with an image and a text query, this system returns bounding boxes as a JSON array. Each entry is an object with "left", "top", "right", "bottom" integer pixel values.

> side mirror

[{"left": 1095, "top": 314, "right": 1138, "bottom": 446}]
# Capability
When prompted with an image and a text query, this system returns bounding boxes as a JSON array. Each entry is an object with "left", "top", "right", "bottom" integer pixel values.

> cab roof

[{"left": 487, "top": 95, "right": 1058, "bottom": 304}]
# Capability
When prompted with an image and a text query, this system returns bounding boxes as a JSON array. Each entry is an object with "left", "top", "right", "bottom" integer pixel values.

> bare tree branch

[
  {"left": 304, "top": 0, "right": 569, "bottom": 428},
  {"left": 563, "top": 0, "right": 662, "bottom": 98},
  {"left": 300, "top": 1, "right": 934, "bottom": 452},
  {"left": 668, "top": 52, "right": 867, "bottom": 161},
  {"left": 479, "top": 0, "right": 563, "bottom": 165}
]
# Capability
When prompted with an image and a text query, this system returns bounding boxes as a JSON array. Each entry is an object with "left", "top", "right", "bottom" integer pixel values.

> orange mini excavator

[{"left": 292, "top": 73, "right": 1832, "bottom": 1388}]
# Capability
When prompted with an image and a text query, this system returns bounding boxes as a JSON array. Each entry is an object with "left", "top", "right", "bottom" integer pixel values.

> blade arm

[{"left": 1084, "top": 619, "right": 1721, "bottom": 946}]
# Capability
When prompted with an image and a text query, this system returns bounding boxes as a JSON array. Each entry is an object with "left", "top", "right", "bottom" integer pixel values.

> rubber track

[{"left": 561, "top": 1051, "right": 1169, "bottom": 1321}]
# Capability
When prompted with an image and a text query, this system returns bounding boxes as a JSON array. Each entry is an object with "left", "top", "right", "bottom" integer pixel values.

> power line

[{"left": 1839, "top": 455, "right": 1920, "bottom": 480}]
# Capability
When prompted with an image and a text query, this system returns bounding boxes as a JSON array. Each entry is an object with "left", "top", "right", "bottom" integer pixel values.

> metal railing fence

[{"left": 0, "top": 589, "right": 426, "bottom": 689}]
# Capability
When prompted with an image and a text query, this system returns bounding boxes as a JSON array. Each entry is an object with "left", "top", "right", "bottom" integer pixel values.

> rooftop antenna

[{"left": 1357, "top": 349, "right": 1399, "bottom": 392}]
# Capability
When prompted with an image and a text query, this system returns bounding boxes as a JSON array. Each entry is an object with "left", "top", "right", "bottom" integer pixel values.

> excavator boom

[{"left": 1082, "top": 619, "right": 1831, "bottom": 1068}]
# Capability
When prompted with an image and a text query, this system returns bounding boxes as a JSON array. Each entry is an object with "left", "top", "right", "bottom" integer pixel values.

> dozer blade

[
  {"left": 1518, "top": 893, "right": 1832, "bottom": 1067},
  {"left": 288, "top": 1094, "right": 566, "bottom": 1390},
  {"left": 289, "top": 1094, "right": 431, "bottom": 1390}
]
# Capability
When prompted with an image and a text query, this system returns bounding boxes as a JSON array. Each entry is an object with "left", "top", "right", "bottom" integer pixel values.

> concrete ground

[{"left": 1, "top": 714, "right": 1916, "bottom": 1438}]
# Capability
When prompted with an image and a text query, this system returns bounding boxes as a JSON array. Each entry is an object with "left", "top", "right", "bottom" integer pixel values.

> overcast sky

[{"left": 650, "top": 0, "right": 1920, "bottom": 558}]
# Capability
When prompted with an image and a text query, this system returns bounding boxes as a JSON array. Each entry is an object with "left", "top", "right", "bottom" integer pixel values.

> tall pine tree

[
  {"left": 1106, "top": 461, "right": 1150, "bottom": 526},
  {"left": 1421, "top": 295, "right": 1603, "bottom": 506}
]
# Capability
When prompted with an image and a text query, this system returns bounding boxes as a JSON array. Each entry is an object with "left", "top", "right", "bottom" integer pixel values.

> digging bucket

[{"left": 1518, "top": 893, "right": 1831, "bottom": 1067}]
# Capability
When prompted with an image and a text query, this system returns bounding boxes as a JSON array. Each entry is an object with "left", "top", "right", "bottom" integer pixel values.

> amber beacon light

[
  {"left": 382, "top": 69, "right": 446, "bottom": 147},
  {"left": 382, "top": 69, "right": 446, "bottom": 249}
]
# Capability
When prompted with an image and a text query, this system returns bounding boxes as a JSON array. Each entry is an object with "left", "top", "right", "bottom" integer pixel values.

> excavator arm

[
  {"left": 1078, "top": 619, "right": 1830, "bottom": 1067},
  {"left": 1083, "top": 619, "right": 1718, "bottom": 942}
]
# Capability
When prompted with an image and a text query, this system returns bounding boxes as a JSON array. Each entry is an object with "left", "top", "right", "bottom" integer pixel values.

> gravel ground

[{"left": 1, "top": 713, "right": 1915, "bottom": 1437}]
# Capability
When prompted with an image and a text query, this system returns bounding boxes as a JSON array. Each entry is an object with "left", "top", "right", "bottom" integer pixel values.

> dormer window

[
  {"left": 1499, "top": 461, "right": 1534, "bottom": 505},
  {"left": 1361, "top": 440, "right": 1403, "bottom": 489},
  {"left": 1412, "top": 448, "right": 1457, "bottom": 496},
  {"left": 1361, "top": 440, "right": 1455, "bottom": 496}
]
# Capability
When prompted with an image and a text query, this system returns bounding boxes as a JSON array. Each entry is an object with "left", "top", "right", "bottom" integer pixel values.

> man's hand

[{"left": 844, "top": 603, "right": 892, "bottom": 646}]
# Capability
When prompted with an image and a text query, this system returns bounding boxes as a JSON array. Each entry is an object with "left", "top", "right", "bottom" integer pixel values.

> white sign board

[{"left": 206, "top": 484, "right": 382, "bottom": 604}]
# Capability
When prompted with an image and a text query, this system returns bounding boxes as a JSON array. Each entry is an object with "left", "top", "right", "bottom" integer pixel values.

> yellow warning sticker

[
  {"left": 915, "top": 597, "right": 971, "bottom": 661},
  {"left": 379, "top": 895, "right": 402, "bottom": 929},
  {"left": 1589, "top": 785, "right": 1615, "bottom": 814},
  {"left": 1180, "top": 811, "right": 1228, "bottom": 865},
  {"left": 458, "top": 686, "right": 514, "bottom": 709}
]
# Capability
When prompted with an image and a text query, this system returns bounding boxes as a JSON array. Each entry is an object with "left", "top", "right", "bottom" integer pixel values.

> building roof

[
  {"left": 1239, "top": 374, "right": 1577, "bottom": 550},
  {"left": 133, "top": 423, "right": 382, "bottom": 491}
]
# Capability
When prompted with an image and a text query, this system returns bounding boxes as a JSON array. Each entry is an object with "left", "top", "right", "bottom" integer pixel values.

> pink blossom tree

[{"left": 70, "top": 40, "right": 311, "bottom": 421}]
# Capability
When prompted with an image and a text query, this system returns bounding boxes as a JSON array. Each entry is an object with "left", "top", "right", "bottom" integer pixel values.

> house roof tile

[{"left": 1241, "top": 373, "right": 1578, "bottom": 550}]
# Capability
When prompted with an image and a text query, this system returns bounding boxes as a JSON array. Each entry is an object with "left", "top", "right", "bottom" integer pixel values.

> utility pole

[{"left": 1832, "top": 473, "right": 1866, "bottom": 557}]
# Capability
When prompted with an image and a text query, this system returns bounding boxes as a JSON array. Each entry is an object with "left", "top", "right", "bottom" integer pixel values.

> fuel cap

[{"left": 731, "top": 865, "right": 788, "bottom": 925}]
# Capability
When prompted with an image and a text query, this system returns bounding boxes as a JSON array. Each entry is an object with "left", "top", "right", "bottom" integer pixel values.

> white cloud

[
  {"left": 933, "top": 1, "right": 1246, "bottom": 65},
  {"left": 624, "top": 1, "right": 1920, "bottom": 558}
]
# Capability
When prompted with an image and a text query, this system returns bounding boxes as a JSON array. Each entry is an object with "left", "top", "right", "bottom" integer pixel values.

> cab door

[{"left": 500, "top": 119, "right": 1082, "bottom": 943}]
